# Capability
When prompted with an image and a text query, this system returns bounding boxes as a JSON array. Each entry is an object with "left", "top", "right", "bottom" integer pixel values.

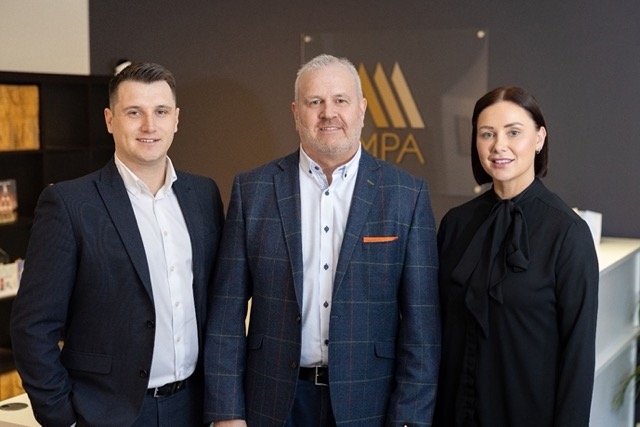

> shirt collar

[
  {"left": 114, "top": 154, "right": 177, "bottom": 198},
  {"left": 299, "top": 145, "right": 361, "bottom": 190}
]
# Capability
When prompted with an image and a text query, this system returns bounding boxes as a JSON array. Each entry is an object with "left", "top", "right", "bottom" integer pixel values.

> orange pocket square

[{"left": 362, "top": 236, "right": 398, "bottom": 243}]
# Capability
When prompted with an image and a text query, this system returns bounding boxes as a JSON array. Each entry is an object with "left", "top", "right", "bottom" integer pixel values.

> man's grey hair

[{"left": 294, "top": 54, "right": 363, "bottom": 101}]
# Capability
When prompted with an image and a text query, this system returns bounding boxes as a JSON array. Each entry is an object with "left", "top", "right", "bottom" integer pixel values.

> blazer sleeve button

[
  {"left": 146, "top": 320, "right": 155, "bottom": 328},
  {"left": 139, "top": 369, "right": 149, "bottom": 378},
  {"left": 290, "top": 361, "right": 298, "bottom": 369}
]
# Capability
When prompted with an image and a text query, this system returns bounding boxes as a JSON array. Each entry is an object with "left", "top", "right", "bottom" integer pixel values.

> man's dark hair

[{"left": 108, "top": 62, "right": 176, "bottom": 107}]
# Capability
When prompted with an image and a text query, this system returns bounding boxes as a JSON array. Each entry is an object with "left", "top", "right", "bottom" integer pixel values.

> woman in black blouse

[{"left": 434, "top": 86, "right": 599, "bottom": 427}]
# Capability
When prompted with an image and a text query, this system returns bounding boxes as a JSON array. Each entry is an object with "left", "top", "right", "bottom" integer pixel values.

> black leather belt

[
  {"left": 299, "top": 366, "right": 329, "bottom": 386},
  {"left": 147, "top": 379, "right": 187, "bottom": 397}
]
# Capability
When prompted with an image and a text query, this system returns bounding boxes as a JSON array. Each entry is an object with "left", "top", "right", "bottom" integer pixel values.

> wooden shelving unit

[{"left": 0, "top": 72, "right": 113, "bottom": 260}]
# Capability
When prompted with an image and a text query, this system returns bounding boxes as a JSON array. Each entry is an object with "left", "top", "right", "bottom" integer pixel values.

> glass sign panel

[{"left": 301, "top": 29, "right": 488, "bottom": 196}]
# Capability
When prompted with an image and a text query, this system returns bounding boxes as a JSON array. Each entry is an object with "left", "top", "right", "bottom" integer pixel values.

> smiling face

[
  {"left": 476, "top": 101, "right": 546, "bottom": 199},
  {"left": 291, "top": 62, "right": 367, "bottom": 169},
  {"left": 104, "top": 80, "right": 179, "bottom": 176}
]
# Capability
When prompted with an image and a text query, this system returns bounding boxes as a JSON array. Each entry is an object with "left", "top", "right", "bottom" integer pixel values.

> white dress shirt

[
  {"left": 114, "top": 154, "right": 197, "bottom": 388},
  {"left": 298, "top": 146, "right": 360, "bottom": 367}
]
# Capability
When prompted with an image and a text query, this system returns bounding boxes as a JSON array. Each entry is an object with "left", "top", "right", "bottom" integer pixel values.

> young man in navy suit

[
  {"left": 205, "top": 54, "right": 441, "bottom": 426},
  {"left": 11, "top": 62, "right": 224, "bottom": 426}
]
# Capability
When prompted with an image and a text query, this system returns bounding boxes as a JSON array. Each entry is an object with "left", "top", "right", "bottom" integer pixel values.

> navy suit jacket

[
  {"left": 10, "top": 159, "right": 224, "bottom": 427},
  {"left": 204, "top": 149, "right": 441, "bottom": 426}
]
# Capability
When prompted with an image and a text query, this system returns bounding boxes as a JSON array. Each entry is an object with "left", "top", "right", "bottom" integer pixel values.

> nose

[
  {"left": 320, "top": 103, "right": 336, "bottom": 119},
  {"left": 491, "top": 134, "right": 507, "bottom": 152},
  {"left": 141, "top": 114, "right": 156, "bottom": 132}
]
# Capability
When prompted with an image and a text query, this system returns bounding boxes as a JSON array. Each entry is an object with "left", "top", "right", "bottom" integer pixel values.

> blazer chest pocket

[{"left": 61, "top": 348, "right": 112, "bottom": 374}]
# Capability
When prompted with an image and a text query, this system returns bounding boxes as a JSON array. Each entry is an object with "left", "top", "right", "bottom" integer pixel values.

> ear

[
  {"left": 104, "top": 108, "right": 114, "bottom": 134},
  {"left": 174, "top": 107, "right": 180, "bottom": 133},
  {"left": 536, "top": 126, "right": 547, "bottom": 151},
  {"left": 359, "top": 97, "right": 367, "bottom": 125},
  {"left": 291, "top": 101, "right": 300, "bottom": 131}
]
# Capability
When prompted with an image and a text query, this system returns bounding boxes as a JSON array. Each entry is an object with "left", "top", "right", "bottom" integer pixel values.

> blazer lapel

[
  {"left": 172, "top": 175, "right": 206, "bottom": 308},
  {"left": 333, "top": 150, "right": 381, "bottom": 296},
  {"left": 96, "top": 161, "right": 154, "bottom": 299},
  {"left": 274, "top": 152, "right": 305, "bottom": 308}
]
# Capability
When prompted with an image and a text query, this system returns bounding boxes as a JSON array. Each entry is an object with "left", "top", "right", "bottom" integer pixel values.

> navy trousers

[
  {"left": 285, "top": 379, "right": 336, "bottom": 427},
  {"left": 131, "top": 381, "right": 204, "bottom": 426}
]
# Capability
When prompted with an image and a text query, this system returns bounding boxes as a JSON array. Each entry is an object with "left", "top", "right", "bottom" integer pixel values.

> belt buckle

[
  {"left": 151, "top": 380, "right": 185, "bottom": 397},
  {"left": 314, "top": 367, "right": 328, "bottom": 387}
]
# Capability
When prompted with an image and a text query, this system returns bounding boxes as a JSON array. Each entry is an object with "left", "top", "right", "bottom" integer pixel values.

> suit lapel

[
  {"left": 333, "top": 151, "right": 381, "bottom": 296},
  {"left": 96, "top": 161, "right": 154, "bottom": 299},
  {"left": 274, "top": 152, "right": 305, "bottom": 308},
  {"left": 172, "top": 175, "right": 205, "bottom": 307}
]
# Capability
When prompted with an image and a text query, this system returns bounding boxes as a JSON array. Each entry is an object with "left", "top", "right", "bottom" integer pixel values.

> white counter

[
  {"left": 591, "top": 237, "right": 640, "bottom": 427},
  {"left": 0, "top": 393, "right": 38, "bottom": 427}
]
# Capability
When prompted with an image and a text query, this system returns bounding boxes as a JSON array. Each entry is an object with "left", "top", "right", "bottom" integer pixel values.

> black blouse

[{"left": 434, "top": 179, "right": 599, "bottom": 427}]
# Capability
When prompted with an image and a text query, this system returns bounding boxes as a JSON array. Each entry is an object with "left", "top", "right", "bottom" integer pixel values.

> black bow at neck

[{"left": 450, "top": 180, "right": 539, "bottom": 337}]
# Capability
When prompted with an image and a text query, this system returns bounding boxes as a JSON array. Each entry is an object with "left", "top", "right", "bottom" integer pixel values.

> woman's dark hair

[
  {"left": 471, "top": 86, "right": 549, "bottom": 185},
  {"left": 108, "top": 62, "right": 177, "bottom": 108}
]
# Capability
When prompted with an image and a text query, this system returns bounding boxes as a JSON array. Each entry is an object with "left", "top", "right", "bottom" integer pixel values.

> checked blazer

[{"left": 204, "top": 148, "right": 441, "bottom": 426}]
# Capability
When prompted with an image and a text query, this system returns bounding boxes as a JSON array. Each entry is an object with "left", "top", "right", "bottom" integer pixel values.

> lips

[{"left": 492, "top": 159, "right": 513, "bottom": 164}]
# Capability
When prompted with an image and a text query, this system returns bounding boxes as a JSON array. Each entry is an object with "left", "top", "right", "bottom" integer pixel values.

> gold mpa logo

[
  {"left": 359, "top": 62, "right": 426, "bottom": 164},
  {"left": 359, "top": 62, "right": 424, "bottom": 129}
]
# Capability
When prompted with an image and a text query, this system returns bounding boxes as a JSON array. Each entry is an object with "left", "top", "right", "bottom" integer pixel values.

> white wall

[{"left": 0, "top": 0, "right": 89, "bottom": 75}]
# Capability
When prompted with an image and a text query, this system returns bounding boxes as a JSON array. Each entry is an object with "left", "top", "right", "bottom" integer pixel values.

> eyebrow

[
  {"left": 305, "top": 92, "right": 351, "bottom": 99},
  {"left": 478, "top": 122, "right": 524, "bottom": 129},
  {"left": 123, "top": 104, "right": 174, "bottom": 110}
]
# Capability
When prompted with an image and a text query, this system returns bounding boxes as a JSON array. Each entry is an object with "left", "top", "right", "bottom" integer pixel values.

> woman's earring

[{"left": 536, "top": 148, "right": 541, "bottom": 154}]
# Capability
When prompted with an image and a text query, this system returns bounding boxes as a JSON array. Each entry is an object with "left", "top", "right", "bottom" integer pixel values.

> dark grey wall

[{"left": 90, "top": 1, "right": 640, "bottom": 238}]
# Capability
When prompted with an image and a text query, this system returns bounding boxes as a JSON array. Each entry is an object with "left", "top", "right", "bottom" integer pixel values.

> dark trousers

[
  {"left": 131, "top": 380, "right": 204, "bottom": 426},
  {"left": 285, "top": 379, "right": 336, "bottom": 427}
]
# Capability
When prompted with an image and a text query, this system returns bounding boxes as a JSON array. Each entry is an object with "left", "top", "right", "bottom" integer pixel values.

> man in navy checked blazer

[{"left": 204, "top": 54, "right": 440, "bottom": 426}]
